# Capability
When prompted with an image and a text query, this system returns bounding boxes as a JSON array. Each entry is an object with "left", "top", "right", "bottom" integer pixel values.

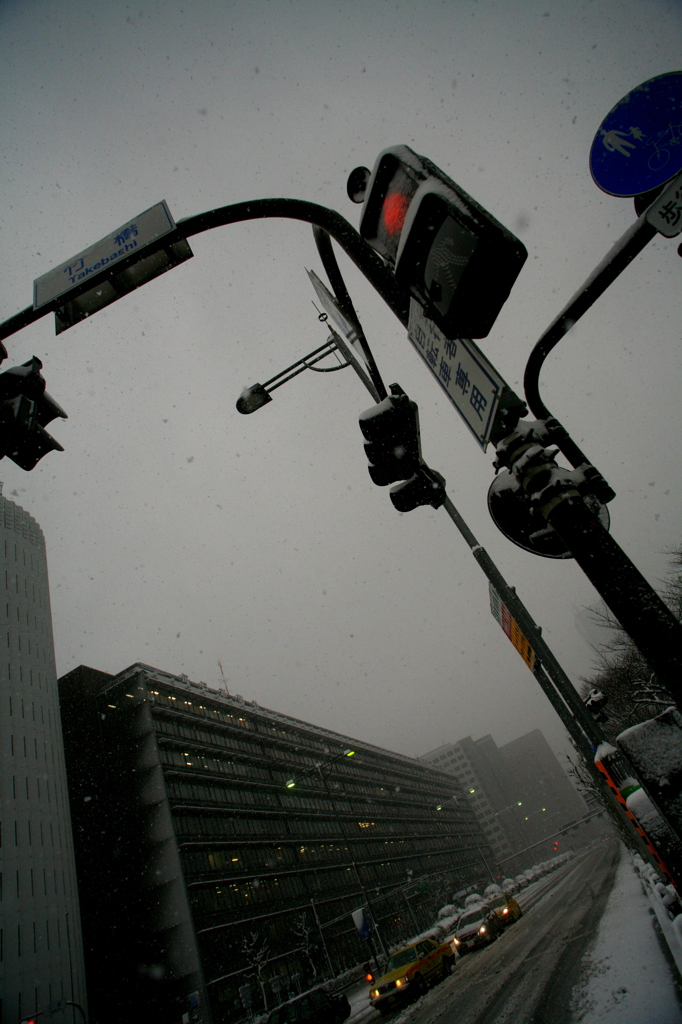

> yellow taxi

[
  {"left": 369, "top": 937, "right": 455, "bottom": 1015},
  {"left": 485, "top": 891, "right": 522, "bottom": 927}
]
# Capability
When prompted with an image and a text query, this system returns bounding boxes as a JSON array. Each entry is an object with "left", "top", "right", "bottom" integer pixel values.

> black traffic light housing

[
  {"left": 583, "top": 688, "right": 609, "bottom": 722},
  {"left": 359, "top": 384, "right": 445, "bottom": 512},
  {"left": 390, "top": 464, "right": 446, "bottom": 513},
  {"left": 0, "top": 356, "right": 67, "bottom": 470},
  {"left": 354, "top": 145, "right": 527, "bottom": 339},
  {"left": 359, "top": 384, "right": 421, "bottom": 486}
]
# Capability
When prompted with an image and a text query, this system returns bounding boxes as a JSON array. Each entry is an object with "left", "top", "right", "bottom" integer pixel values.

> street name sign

[
  {"left": 407, "top": 299, "right": 504, "bottom": 449},
  {"left": 489, "top": 583, "right": 535, "bottom": 670},
  {"left": 590, "top": 72, "right": 682, "bottom": 197},
  {"left": 33, "top": 200, "right": 181, "bottom": 309}
]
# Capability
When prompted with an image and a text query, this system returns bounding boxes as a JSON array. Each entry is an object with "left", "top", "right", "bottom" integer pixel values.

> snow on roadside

[{"left": 570, "top": 846, "right": 682, "bottom": 1023}]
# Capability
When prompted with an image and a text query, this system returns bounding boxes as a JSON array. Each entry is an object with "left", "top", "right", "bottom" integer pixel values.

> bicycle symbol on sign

[{"left": 647, "top": 122, "right": 682, "bottom": 171}]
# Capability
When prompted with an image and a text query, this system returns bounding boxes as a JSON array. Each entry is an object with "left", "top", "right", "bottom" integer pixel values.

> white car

[{"left": 452, "top": 903, "right": 504, "bottom": 955}]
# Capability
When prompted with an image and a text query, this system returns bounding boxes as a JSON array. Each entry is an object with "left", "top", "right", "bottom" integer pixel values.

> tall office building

[
  {"left": 0, "top": 488, "right": 86, "bottom": 1024},
  {"left": 421, "top": 729, "right": 591, "bottom": 873},
  {"left": 59, "top": 662, "right": 494, "bottom": 1024},
  {"left": 421, "top": 738, "right": 515, "bottom": 867}
]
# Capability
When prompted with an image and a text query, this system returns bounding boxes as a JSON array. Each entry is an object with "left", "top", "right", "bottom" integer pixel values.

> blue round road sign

[{"left": 590, "top": 72, "right": 682, "bottom": 197}]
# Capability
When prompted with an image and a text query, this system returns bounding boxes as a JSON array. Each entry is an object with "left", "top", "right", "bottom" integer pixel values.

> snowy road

[{"left": 352, "top": 841, "right": 682, "bottom": 1024}]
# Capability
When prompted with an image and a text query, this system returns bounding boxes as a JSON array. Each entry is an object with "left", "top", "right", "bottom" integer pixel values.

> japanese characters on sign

[
  {"left": 646, "top": 170, "right": 682, "bottom": 237},
  {"left": 489, "top": 584, "right": 535, "bottom": 671},
  {"left": 407, "top": 299, "right": 504, "bottom": 449},
  {"left": 33, "top": 201, "right": 177, "bottom": 309}
]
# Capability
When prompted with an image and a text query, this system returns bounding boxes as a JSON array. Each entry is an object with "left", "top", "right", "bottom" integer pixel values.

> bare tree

[
  {"left": 565, "top": 754, "right": 631, "bottom": 846},
  {"left": 292, "top": 912, "right": 318, "bottom": 979},
  {"left": 241, "top": 931, "right": 270, "bottom": 1012},
  {"left": 579, "top": 546, "right": 682, "bottom": 742}
]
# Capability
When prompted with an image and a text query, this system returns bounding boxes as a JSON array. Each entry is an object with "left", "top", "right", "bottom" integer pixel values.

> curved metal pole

[
  {"left": 441, "top": 494, "right": 603, "bottom": 758},
  {"left": 312, "top": 226, "right": 387, "bottom": 401},
  {"left": 65, "top": 1003, "right": 87, "bottom": 1023},
  {"left": 0, "top": 198, "right": 411, "bottom": 345},
  {"left": 523, "top": 213, "right": 656, "bottom": 469},
  {"left": 178, "top": 200, "right": 410, "bottom": 326},
  {"left": 261, "top": 339, "right": 346, "bottom": 392}
]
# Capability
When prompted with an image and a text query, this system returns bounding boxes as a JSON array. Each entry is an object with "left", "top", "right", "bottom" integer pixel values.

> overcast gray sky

[{"left": 1, "top": 0, "right": 680, "bottom": 762}]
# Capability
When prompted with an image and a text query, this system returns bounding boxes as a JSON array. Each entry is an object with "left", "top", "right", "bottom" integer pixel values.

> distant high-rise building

[
  {"left": 420, "top": 738, "right": 515, "bottom": 867},
  {"left": 421, "top": 729, "right": 591, "bottom": 873},
  {"left": 0, "top": 488, "right": 87, "bottom": 1022}
]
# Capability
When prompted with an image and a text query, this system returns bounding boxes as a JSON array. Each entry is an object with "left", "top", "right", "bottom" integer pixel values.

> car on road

[
  {"left": 368, "top": 937, "right": 455, "bottom": 1015},
  {"left": 452, "top": 902, "right": 504, "bottom": 955},
  {"left": 485, "top": 891, "right": 523, "bottom": 927},
  {"left": 262, "top": 986, "right": 350, "bottom": 1024}
]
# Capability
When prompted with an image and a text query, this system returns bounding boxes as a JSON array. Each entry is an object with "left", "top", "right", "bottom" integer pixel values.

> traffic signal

[
  {"left": 583, "top": 688, "right": 608, "bottom": 722},
  {"left": 0, "top": 356, "right": 67, "bottom": 470},
  {"left": 353, "top": 145, "right": 527, "bottom": 339},
  {"left": 359, "top": 384, "right": 446, "bottom": 512},
  {"left": 359, "top": 384, "right": 421, "bottom": 486},
  {"left": 390, "top": 464, "right": 446, "bottom": 513}
]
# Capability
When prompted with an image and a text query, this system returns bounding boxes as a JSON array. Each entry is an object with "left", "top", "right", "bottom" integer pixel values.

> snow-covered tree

[{"left": 579, "top": 546, "right": 682, "bottom": 741}]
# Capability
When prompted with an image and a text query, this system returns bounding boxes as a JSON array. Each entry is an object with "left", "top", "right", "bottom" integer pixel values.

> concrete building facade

[
  {"left": 421, "top": 737, "right": 516, "bottom": 868},
  {"left": 59, "top": 662, "right": 495, "bottom": 1024},
  {"left": 0, "top": 490, "right": 86, "bottom": 1024},
  {"left": 421, "top": 729, "right": 589, "bottom": 874}
]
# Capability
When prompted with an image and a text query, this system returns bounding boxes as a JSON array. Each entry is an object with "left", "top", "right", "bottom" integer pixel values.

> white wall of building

[{"left": 0, "top": 491, "right": 86, "bottom": 1024}]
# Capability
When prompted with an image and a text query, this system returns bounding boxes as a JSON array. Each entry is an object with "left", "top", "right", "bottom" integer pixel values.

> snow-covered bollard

[
  {"left": 654, "top": 881, "right": 682, "bottom": 919},
  {"left": 673, "top": 914, "right": 682, "bottom": 946},
  {"left": 618, "top": 707, "right": 682, "bottom": 840}
]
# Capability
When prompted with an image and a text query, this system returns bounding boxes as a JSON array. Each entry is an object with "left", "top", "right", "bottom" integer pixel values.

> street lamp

[
  {"left": 236, "top": 336, "right": 353, "bottom": 415},
  {"left": 284, "top": 747, "right": 355, "bottom": 791},
  {"left": 284, "top": 747, "right": 390, "bottom": 962}
]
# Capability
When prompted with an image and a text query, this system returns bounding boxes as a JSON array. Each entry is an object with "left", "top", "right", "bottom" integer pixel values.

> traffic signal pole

[
  {"left": 494, "top": 199, "right": 682, "bottom": 704},
  {"left": 441, "top": 489, "right": 681, "bottom": 870},
  {"left": 523, "top": 211, "right": 657, "bottom": 461},
  {"left": 440, "top": 494, "right": 603, "bottom": 761}
]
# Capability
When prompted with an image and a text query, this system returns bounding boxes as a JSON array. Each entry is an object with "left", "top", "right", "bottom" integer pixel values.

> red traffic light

[
  {"left": 358, "top": 145, "right": 527, "bottom": 339},
  {"left": 359, "top": 147, "right": 425, "bottom": 262},
  {"left": 382, "top": 191, "right": 411, "bottom": 238}
]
